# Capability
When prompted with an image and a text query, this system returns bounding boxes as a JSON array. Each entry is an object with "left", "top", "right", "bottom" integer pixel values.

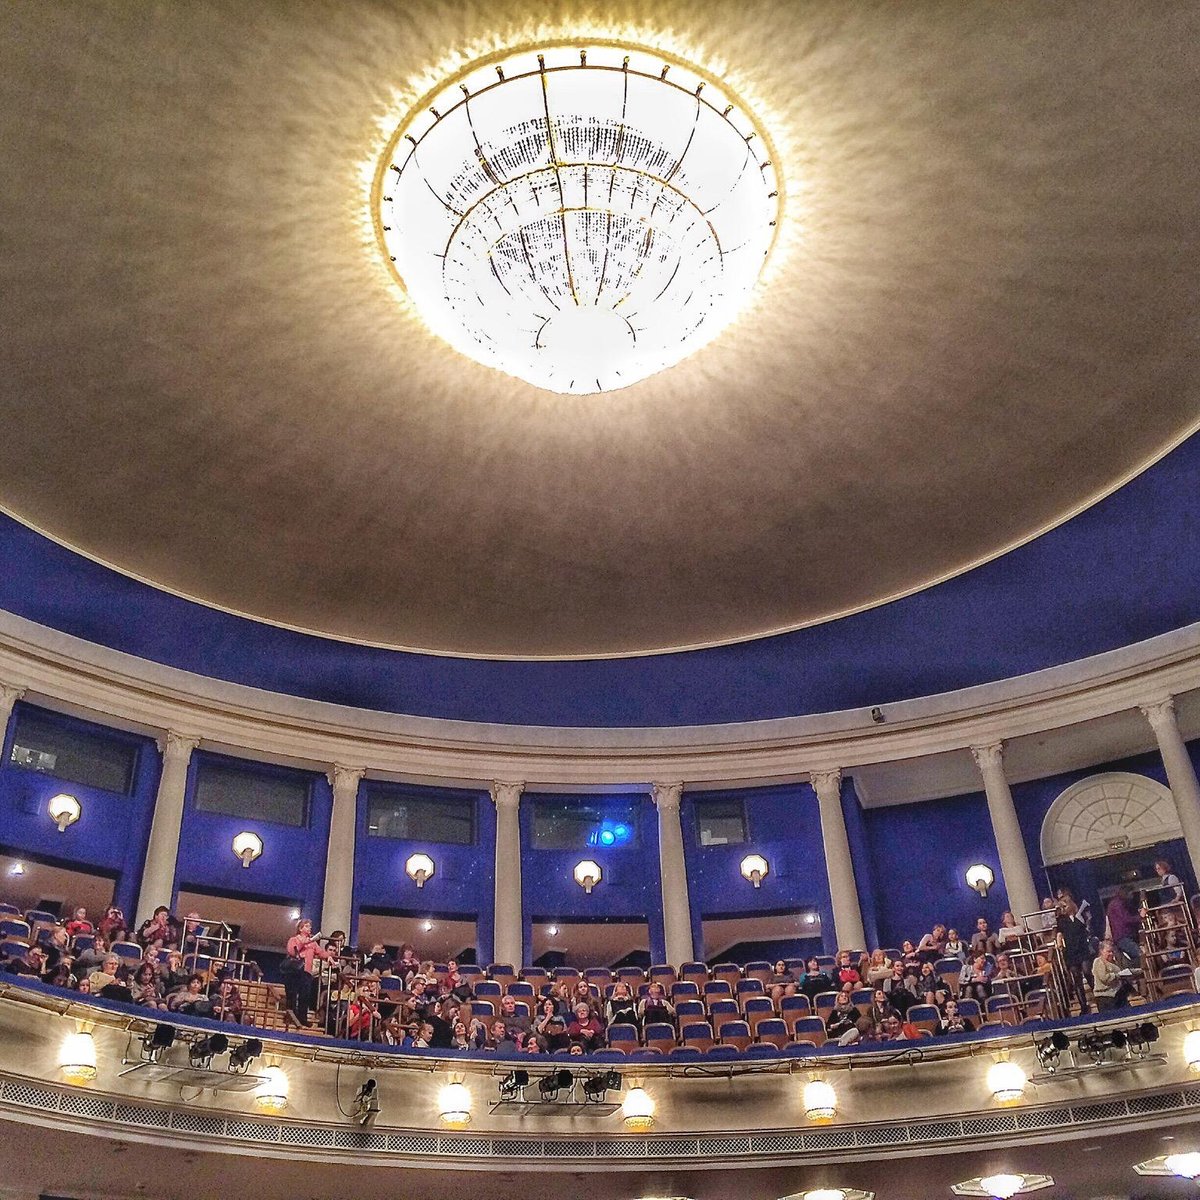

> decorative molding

[
  {"left": 1040, "top": 772, "right": 1181, "bottom": 866},
  {"left": 490, "top": 781, "right": 524, "bottom": 808},
  {"left": 651, "top": 781, "right": 683, "bottom": 810},
  {"left": 155, "top": 729, "right": 201, "bottom": 760},
  {"left": 1141, "top": 696, "right": 1177, "bottom": 732},
  {"left": 809, "top": 768, "right": 843, "bottom": 802},
  {"left": 970, "top": 741, "right": 1005, "bottom": 776},
  {"left": 327, "top": 764, "right": 367, "bottom": 791}
]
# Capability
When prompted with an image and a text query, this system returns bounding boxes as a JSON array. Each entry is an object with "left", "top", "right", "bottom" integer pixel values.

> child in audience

[{"left": 65, "top": 907, "right": 93, "bottom": 937}]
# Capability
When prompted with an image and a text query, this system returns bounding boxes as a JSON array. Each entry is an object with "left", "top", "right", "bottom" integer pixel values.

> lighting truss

[{"left": 1030, "top": 1020, "right": 1164, "bottom": 1084}]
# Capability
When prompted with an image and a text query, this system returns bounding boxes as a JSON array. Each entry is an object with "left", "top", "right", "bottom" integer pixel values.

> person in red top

[
  {"left": 834, "top": 950, "right": 861, "bottom": 988},
  {"left": 282, "top": 918, "right": 335, "bottom": 1027},
  {"left": 65, "top": 907, "right": 93, "bottom": 938},
  {"left": 566, "top": 1001, "right": 605, "bottom": 1050}
]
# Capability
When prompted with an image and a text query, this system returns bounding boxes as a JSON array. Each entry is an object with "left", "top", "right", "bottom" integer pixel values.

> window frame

[
  {"left": 364, "top": 787, "right": 478, "bottom": 846},
  {"left": 191, "top": 755, "right": 313, "bottom": 829},
  {"left": 693, "top": 795, "right": 750, "bottom": 846},
  {"left": 7, "top": 704, "right": 141, "bottom": 797},
  {"left": 528, "top": 796, "right": 642, "bottom": 850}
]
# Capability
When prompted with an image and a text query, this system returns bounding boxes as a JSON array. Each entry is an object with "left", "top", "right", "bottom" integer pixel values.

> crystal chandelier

[{"left": 375, "top": 44, "right": 780, "bottom": 394}]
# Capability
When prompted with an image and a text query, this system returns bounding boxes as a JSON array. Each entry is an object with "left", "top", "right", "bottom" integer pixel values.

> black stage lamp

[
  {"left": 189, "top": 1031, "right": 229, "bottom": 1068},
  {"left": 228, "top": 1037, "right": 264, "bottom": 1073},
  {"left": 582, "top": 1070, "right": 621, "bottom": 1100},
  {"left": 1034, "top": 1029, "right": 1071, "bottom": 1072},
  {"left": 537, "top": 1069, "right": 573, "bottom": 1099},
  {"left": 354, "top": 1077, "right": 380, "bottom": 1124},
  {"left": 1127, "top": 1022, "right": 1159, "bottom": 1052},
  {"left": 499, "top": 1069, "right": 530, "bottom": 1099}
]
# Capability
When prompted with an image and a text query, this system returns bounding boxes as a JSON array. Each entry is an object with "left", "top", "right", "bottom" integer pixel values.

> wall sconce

[
  {"left": 802, "top": 1075, "right": 837, "bottom": 1123},
  {"left": 966, "top": 863, "right": 994, "bottom": 898},
  {"left": 986, "top": 1056, "right": 1027, "bottom": 1105},
  {"left": 438, "top": 1077, "right": 471, "bottom": 1128},
  {"left": 254, "top": 1063, "right": 289, "bottom": 1112},
  {"left": 573, "top": 860, "right": 602, "bottom": 894},
  {"left": 59, "top": 1027, "right": 98, "bottom": 1084},
  {"left": 405, "top": 852, "right": 435, "bottom": 888},
  {"left": 232, "top": 831, "right": 263, "bottom": 868},
  {"left": 621, "top": 1081, "right": 655, "bottom": 1130},
  {"left": 740, "top": 853, "right": 769, "bottom": 888},
  {"left": 951, "top": 1176, "right": 1055, "bottom": 1198},
  {"left": 48, "top": 793, "right": 81, "bottom": 833}
]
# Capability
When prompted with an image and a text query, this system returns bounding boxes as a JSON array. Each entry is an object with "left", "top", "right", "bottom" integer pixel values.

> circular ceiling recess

[
  {"left": 375, "top": 44, "right": 780, "bottom": 394},
  {"left": 1, "top": 3, "right": 1199, "bottom": 661}
]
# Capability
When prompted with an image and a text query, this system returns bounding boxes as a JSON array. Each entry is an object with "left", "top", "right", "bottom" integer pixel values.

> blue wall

[
  {"left": 173, "top": 750, "right": 332, "bottom": 921},
  {"left": 682, "top": 782, "right": 836, "bottom": 958},
  {"left": 0, "top": 431, "right": 1198, "bottom": 727},
  {"left": 353, "top": 781, "right": 493, "bottom": 961},
  {"left": 0, "top": 703, "right": 161, "bottom": 917},
  {"left": 520, "top": 792, "right": 663, "bottom": 967}
]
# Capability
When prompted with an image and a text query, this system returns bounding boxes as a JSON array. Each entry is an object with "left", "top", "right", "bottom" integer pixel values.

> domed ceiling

[{"left": 1, "top": 1, "right": 1198, "bottom": 659}]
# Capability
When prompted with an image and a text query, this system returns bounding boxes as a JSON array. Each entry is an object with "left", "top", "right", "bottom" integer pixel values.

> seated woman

[
  {"left": 547, "top": 979, "right": 575, "bottom": 1016},
  {"left": 1092, "top": 940, "right": 1135, "bottom": 1011},
  {"left": 768, "top": 959, "right": 799, "bottom": 1004},
  {"left": 938, "top": 999, "right": 975, "bottom": 1034},
  {"left": 571, "top": 979, "right": 601, "bottom": 1016},
  {"left": 86, "top": 954, "right": 123, "bottom": 995},
  {"left": 833, "top": 950, "right": 861, "bottom": 988},
  {"left": 567, "top": 1001, "right": 605, "bottom": 1050},
  {"left": 168, "top": 973, "right": 214, "bottom": 1017},
  {"left": 130, "top": 962, "right": 167, "bottom": 1010},
  {"left": 157, "top": 949, "right": 189, "bottom": 994},
  {"left": 863, "top": 949, "right": 891, "bottom": 988},
  {"left": 798, "top": 957, "right": 833, "bottom": 999},
  {"left": 866, "top": 988, "right": 894, "bottom": 1027},
  {"left": 65, "top": 907, "right": 93, "bottom": 938},
  {"left": 996, "top": 911, "right": 1022, "bottom": 944},
  {"left": 959, "top": 954, "right": 993, "bottom": 1003},
  {"left": 97, "top": 906, "right": 129, "bottom": 945},
  {"left": 942, "top": 929, "right": 968, "bottom": 962},
  {"left": 605, "top": 981, "right": 639, "bottom": 1030},
  {"left": 916, "top": 924, "right": 948, "bottom": 962},
  {"left": 825, "top": 992, "right": 863, "bottom": 1046},
  {"left": 73, "top": 935, "right": 110, "bottom": 977},
  {"left": 882, "top": 960, "right": 918, "bottom": 1015},
  {"left": 899, "top": 941, "right": 923, "bottom": 975},
  {"left": 916, "top": 960, "right": 947, "bottom": 1006},
  {"left": 638, "top": 982, "right": 675, "bottom": 1026}
]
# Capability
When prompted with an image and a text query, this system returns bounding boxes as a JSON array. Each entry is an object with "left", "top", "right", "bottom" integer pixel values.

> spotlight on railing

[
  {"left": 537, "top": 1069, "right": 574, "bottom": 1100},
  {"left": 140, "top": 1022, "right": 176, "bottom": 1063},
  {"left": 1033, "top": 1030, "right": 1070, "bottom": 1073},
  {"left": 582, "top": 1070, "right": 621, "bottom": 1101},
  {"left": 498, "top": 1069, "right": 530, "bottom": 1100},
  {"left": 228, "top": 1037, "right": 263, "bottom": 1074},
  {"left": 189, "top": 1032, "right": 229, "bottom": 1069},
  {"left": 354, "top": 1077, "right": 380, "bottom": 1125}
]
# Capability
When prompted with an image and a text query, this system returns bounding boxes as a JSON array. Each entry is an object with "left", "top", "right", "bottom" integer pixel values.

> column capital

[
  {"left": 970, "top": 741, "right": 1005, "bottom": 774},
  {"left": 490, "top": 780, "right": 524, "bottom": 809},
  {"left": 0, "top": 682, "right": 26, "bottom": 706},
  {"left": 1141, "top": 696, "right": 1177, "bottom": 731},
  {"left": 810, "top": 768, "right": 842, "bottom": 802},
  {"left": 156, "top": 730, "right": 200, "bottom": 760},
  {"left": 327, "top": 764, "right": 367, "bottom": 790},
  {"left": 651, "top": 782, "right": 683, "bottom": 811}
]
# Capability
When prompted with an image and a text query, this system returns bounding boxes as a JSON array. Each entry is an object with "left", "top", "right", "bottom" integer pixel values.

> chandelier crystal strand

[{"left": 377, "top": 45, "right": 779, "bottom": 394}]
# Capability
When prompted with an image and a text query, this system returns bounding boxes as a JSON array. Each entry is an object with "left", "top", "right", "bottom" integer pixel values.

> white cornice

[{"left": 0, "top": 609, "right": 1198, "bottom": 787}]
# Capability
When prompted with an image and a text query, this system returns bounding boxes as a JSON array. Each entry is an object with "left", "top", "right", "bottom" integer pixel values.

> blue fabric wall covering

[{"left": 0, "top": 432, "right": 1198, "bottom": 727}]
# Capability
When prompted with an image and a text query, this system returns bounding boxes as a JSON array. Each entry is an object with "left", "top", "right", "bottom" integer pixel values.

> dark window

[
  {"left": 695, "top": 797, "right": 748, "bottom": 846},
  {"left": 366, "top": 789, "right": 475, "bottom": 845},
  {"left": 8, "top": 709, "right": 138, "bottom": 795},
  {"left": 530, "top": 798, "right": 640, "bottom": 849},
  {"left": 193, "top": 759, "right": 310, "bottom": 827}
]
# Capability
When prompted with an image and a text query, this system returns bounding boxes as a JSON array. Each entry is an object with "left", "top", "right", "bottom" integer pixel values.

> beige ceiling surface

[{"left": 1, "top": 1, "right": 1198, "bottom": 658}]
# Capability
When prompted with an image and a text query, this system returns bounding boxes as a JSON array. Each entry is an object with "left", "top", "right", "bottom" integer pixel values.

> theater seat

[
  {"left": 744, "top": 961, "right": 773, "bottom": 986},
  {"left": 743, "top": 1042, "right": 782, "bottom": 1058},
  {"left": 649, "top": 964, "right": 677, "bottom": 985},
  {"left": 682, "top": 1020, "right": 715, "bottom": 1052},
  {"left": 679, "top": 962, "right": 709, "bottom": 987},
  {"left": 850, "top": 988, "right": 874, "bottom": 1016},
  {"left": 487, "top": 963, "right": 517, "bottom": 989},
  {"left": 705, "top": 1045, "right": 740, "bottom": 1060},
  {"left": 936, "top": 957, "right": 964, "bottom": 995},
  {"left": 607, "top": 1023, "right": 640, "bottom": 1053},
  {"left": 956, "top": 998, "right": 982, "bottom": 1024},
  {"left": 780, "top": 994, "right": 812, "bottom": 1020},
  {"left": 907, "top": 1004, "right": 940, "bottom": 1034},
  {"left": 110, "top": 940, "right": 142, "bottom": 964},
  {"left": 644, "top": 1023, "right": 678, "bottom": 1054},
  {"left": 783, "top": 1041, "right": 820, "bottom": 1058},
  {"left": 473, "top": 980, "right": 502, "bottom": 999},
  {"left": 0, "top": 920, "right": 30, "bottom": 941},
  {"left": 719, "top": 1020, "right": 752, "bottom": 1052},
  {"left": 668, "top": 1046, "right": 703, "bottom": 1061},
  {"left": 743, "top": 996, "right": 775, "bottom": 1033},
  {"left": 709, "top": 999, "right": 741, "bottom": 1034},
  {"left": 813, "top": 991, "right": 839, "bottom": 1020},
  {"left": 755, "top": 1018, "right": 790, "bottom": 1050},
  {"left": 790, "top": 1016, "right": 827, "bottom": 1048},
  {"left": 670, "top": 980, "right": 699, "bottom": 1001},
  {"left": 675, "top": 999, "right": 706, "bottom": 1022},
  {"left": 712, "top": 963, "right": 742, "bottom": 991},
  {"left": 506, "top": 981, "right": 535, "bottom": 1001}
]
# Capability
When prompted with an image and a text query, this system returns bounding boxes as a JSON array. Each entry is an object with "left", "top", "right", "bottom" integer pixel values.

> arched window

[{"left": 1040, "top": 772, "right": 1181, "bottom": 866}]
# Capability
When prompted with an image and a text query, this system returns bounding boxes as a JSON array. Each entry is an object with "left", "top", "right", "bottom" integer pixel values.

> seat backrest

[
  {"left": 703, "top": 980, "right": 732, "bottom": 999},
  {"left": 474, "top": 980, "right": 502, "bottom": 998},
  {"left": 627, "top": 1049, "right": 663, "bottom": 1061},
  {"left": 936, "top": 958, "right": 964, "bottom": 989},
  {"left": 908, "top": 1004, "right": 940, "bottom": 1032},
  {"left": 591, "top": 1049, "right": 627, "bottom": 1062},
  {"left": 791, "top": 1016, "right": 827, "bottom": 1047},
  {"left": 784, "top": 1041, "right": 820, "bottom": 1057},
  {"left": 510, "top": 1000, "right": 530, "bottom": 1020},
  {"left": 705, "top": 1044, "right": 741, "bottom": 1060},
  {"left": 644, "top": 1022, "right": 677, "bottom": 1052},
  {"left": 851, "top": 988, "right": 874, "bottom": 1015},
  {"left": 675, "top": 999, "right": 706, "bottom": 1021},
  {"left": 720, "top": 1020, "right": 752, "bottom": 1050},
  {"left": 813, "top": 990, "right": 839, "bottom": 1016},
  {"left": 111, "top": 940, "right": 142, "bottom": 962},
  {"left": 956, "top": 998, "right": 982, "bottom": 1022},
  {"left": 468, "top": 999, "right": 495, "bottom": 1021},
  {"left": 680, "top": 962, "right": 709, "bottom": 984},
  {"left": 780, "top": 993, "right": 812, "bottom": 1016},
  {"left": 744, "top": 1042, "right": 783, "bottom": 1058},
  {"left": 670, "top": 980, "right": 699, "bottom": 1000},
  {"left": 25, "top": 910, "right": 58, "bottom": 927},
  {"left": 71, "top": 933, "right": 95, "bottom": 952},
  {"left": 607, "top": 1023, "right": 640, "bottom": 1049},
  {"left": 585, "top": 967, "right": 613, "bottom": 987},
  {"left": 0, "top": 904, "right": 20, "bottom": 917},
  {"left": 521, "top": 967, "right": 549, "bottom": 987},
  {"left": 0, "top": 920, "right": 30, "bottom": 940},
  {"left": 616, "top": 966, "right": 646, "bottom": 985},
  {"left": 553, "top": 966, "right": 580, "bottom": 981},
  {"left": 378, "top": 976, "right": 403, "bottom": 994},
  {"left": 0, "top": 940, "right": 29, "bottom": 960},
  {"left": 756, "top": 1018, "right": 790, "bottom": 1048},
  {"left": 488, "top": 963, "right": 517, "bottom": 987},
  {"left": 649, "top": 965, "right": 677, "bottom": 983},
  {"left": 816, "top": 955, "right": 837, "bottom": 972},
  {"left": 458, "top": 963, "right": 484, "bottom": 979},
  {"left": 682, "top": 1021, "right": 714, "bottom": 1049},
  {"left": 709, "top": 1000, "right": 741, "bottom": 1032},
  {"left": 743, "top": 996, "right": 774, "bottom": 1019},
  {"left": 712, "top": 962, "right": 742, "bottom": 990},
  {"left": 744, "top": 961, "right": 774, "bottom": 985},
  {"left": 667, "top": 1046, "right": 703, "bottom": 1060},
  {"left": 506, "top": 981, "right": 534, "bottom": 999},
  {"left": 737, "top": 979, "right": 765, "bottom": 998}
]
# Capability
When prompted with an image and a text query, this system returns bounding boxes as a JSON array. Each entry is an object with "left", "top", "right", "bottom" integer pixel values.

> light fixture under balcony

[
  {"left": 621, "top": 1082, "right": 655, "bottom": 1130},
  {"left": 405, "top": 852, "right": 435, "bottom": 888},
  {"left": 574, "top": 859, "right": 602, "bottom": 894},
  {"left": 47, "top": 793, "right": 81, "bottom": 832},
  {"left": 802, "top": 1076, "right": 837, "bottom": 1123},
  {"left": 965, "top": 863, "right": 994, "bottom": 898},
  {"left": 438, "top": 1077, "right": 472, "bottom": 1128},
  {"left": 232, "top": 830, "right": 263, "bottom": 868},
  {"left": 59, "top": 1028, "right": 98, "bottom": 1084},
  {"left": 740, "top": 853, "right": 769, "bottom": 888},
  {"left": 375, "top": 43, "right": 780, "bottom": 395},
  {"left": 951, "top": 1175, "right": 1054, "bottom": 1197},
  {"left": 254, "top": 1064, "right": 289, "bottom": 1112}
]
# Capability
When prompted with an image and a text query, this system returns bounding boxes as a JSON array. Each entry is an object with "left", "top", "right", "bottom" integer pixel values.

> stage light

[
  {"left": 986, "top": 1059, "right": 1026, "bottom": 1105},
  {"left": 48, "top": 793, "right": 81, "bottom": 832},
  {"left": 1126, "top": 1021, "right": 1159, "bottom": 1052},
  {"left": 232, "top": 830, "right": 263, "bottom": 868},
  {"left": 613, "top": 824, "right": 630, "bottom": 840},
  {"left": 189, "top": 1032, "right": 229, "bottom": 1068},
  {"left": 1184, "top": 1028, "right": 1200, "bottom": 1071},
  {"left": 421, "top": 920, "right": 434, "bottom": 932},
  {"left": 951, "top": 1174, "right": 1054, "bottom": 1196},
  {"left": 803, "top": 1076, "right": 837, "bottom": 1123},
  {"left": 1165, "top": 1152, "right": 1200, "bottom": 1179},
  {"left": 254, "top": 1064, "right": 289, "bottom": 1112},
  {"left": 965, "top": 864, "right": 994, "bottom": 898},
  {"left": 59, "top": 1029, "right": 97, "bottom": 1083},
  {"left": 405, "top": 852, "right": 435, "bottom": 888},
  {"left": 438, "top": 1078, "right": 472, "bottom": 1129},
  {"left": 740, "top": 853, "right": 769, "bottom": 888},
  {"left": 1034, "top": 1030, "right": 1070, "bottom": 1072},
  {"left": 582, "top": 1070, "right": 621, "bottom": 1100},
  {"left": 599, "top": 829, "right": 616, "bottom": 846},
  {"left": 140, "top": 1022, "right": 176, "bottom": 1062},
  {"left": 354, "top": 1077, "right": 380, "bottom": 1125},
  {"left": 538, "top": 1069, "right": 574, "bottom": 1100},
  {"left": 621, "top": 1083, "right": 656, "bottom": 1130},
  {"left": 573, "top": 860, "right": 602, "bottom": 894},
  {"left": 498, "top": 1069, "right": 530, "bottom": 1100},
  {"left": 228, "top": 1037, "right": 263, "bottom": 1073}
]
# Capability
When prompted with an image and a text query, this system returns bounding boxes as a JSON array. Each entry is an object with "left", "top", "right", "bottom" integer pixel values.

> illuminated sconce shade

[
  {"left": 952, "top": 1175, "right": 1054, "bottom": 1197},
  {"left": 1165, "top": 1153, "right": 1200, "bottom": 1179},
  {"left": 438, "top": 1079, "right": 472, "bottom": 1128},
  {"left": 986, "top": 1058, "right": 1027, "bottom": 1105},
  {"left": 574, "top": 860, "right": 603, "bottom": 894},
  {"left": 979, "top": 1177, "right": 1026, "bottom": 1200},
  {"left": 740, "top": 853, "right": 769, "bottom": 888},
  {"left": 232, "top": 831, "right": 263, "bottom": 868},
  {"left": 48, "top": 793, "right": 81, "bottom": 832},
  {"left": 60, "top": 1029, "right": 98, "bottom": 1083},
  {"left": 1184, "top": 1028, "right": 1200, "bottom": 1071},
  {"left": 621, "top": 1084, "right": 656, "bottom": 1130},
  {"left": 966, "top": 863, "right": 995, "bottom": 897},
  {"left": 405, "top": 852, "right": 435, "bottom": 888},
  {"left": 802, "top": 1077, "right": 837, "bottom": 1123},
  {"left": 254, "top": 1064, "right": 289, "bottom": 1112}
]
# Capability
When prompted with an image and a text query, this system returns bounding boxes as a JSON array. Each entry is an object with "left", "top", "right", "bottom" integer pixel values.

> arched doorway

[{"left": 1040, "top": 772, "right": 1191, "bottom": 932}]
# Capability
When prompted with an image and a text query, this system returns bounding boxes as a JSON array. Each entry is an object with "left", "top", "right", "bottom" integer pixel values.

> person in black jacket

[{"left": 1056, "top": 899, "right": 1092, "bottom": 1013}]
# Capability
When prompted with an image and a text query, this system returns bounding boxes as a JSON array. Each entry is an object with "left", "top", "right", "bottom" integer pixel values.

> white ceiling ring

[{"left": 1040, "top": 771, "right": 1182, "bottom": 867}]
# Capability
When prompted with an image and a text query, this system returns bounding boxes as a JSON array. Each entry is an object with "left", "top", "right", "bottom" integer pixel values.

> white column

[
  {"left": 652, "top": 782, "right": 694, "bottom": 967},
  {"left": 491, "top": 780, "right": 524, "bottom": 968},
  {"left": 811, "top": 769, "right": 867, "bottom": 951},
  {"left": 0, "top": 682, "right": 25, "bottom": 738},
  {"left": 136, "top": 730, "right": 200, "bottom": 925},
  {"left": 971, "top": 741, "right": 1040, "bottom": 919},
  {"left": 1142, "top": 697, "right": 1200, "bottom": 884},
  {"left": 321, "top": 764, "right": 365, "bottom": 936}
]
